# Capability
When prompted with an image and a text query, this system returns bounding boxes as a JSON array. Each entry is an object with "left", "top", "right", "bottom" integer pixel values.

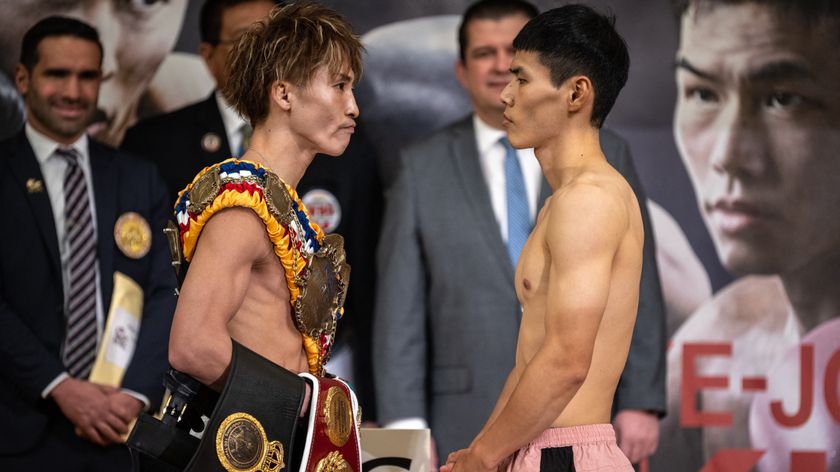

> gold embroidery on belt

[
  {"left": 216, "top": 412, "right": 285, "bottom": 472},
  {"left": 322, "top": 386, "right": 353, "bottom": 447},
  {"left": 315, "top": 450, "right": 352, "bottom": 472}
]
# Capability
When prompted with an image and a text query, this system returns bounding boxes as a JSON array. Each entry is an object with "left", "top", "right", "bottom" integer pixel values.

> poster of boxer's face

[{"left": 2, "top": 1, "right": 837, "bottom": 470}]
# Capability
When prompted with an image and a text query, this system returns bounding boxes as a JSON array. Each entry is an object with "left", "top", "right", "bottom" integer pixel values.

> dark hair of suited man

[
  {"left": 457, "top": 0, "right": 538, "bottom": 63},
  {"left": 200, "top": 0, "right": 285, "bottom": 44},
  {"left": 19, "top": 16, "right": 103, "bottom": 71}
]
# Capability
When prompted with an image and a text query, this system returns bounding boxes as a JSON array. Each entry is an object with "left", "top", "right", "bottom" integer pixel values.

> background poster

[{"left": 2, "top": 1, "right": 836, "bottom": 470}]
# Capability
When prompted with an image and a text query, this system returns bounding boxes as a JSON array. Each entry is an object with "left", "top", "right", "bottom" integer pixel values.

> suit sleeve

[
  {"left": 611, "top": 137, "right": 667, "bottom": 417},
  {"left": 373, "top": 149, "right": 429, "bottom": 423},
  {"left": 0, "top": 286, "right": 66, "bottom": 402},
  {"left": 120, "top": 163, "right": 177, "bottom": 409}
]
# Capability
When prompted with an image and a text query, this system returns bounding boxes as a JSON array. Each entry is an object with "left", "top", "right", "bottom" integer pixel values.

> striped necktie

[
  {"left": 500, "top": 136, "right": 530, "bottom": 269},
  {"left": 56, "top": 147, "right": 99, "bottom": 379}
]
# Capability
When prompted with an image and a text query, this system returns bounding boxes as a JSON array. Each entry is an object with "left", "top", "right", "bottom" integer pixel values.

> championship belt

[
  {"left": 172, "top": 159, "right": 350, "bottom": 377},
  {"left": 297, "top": 374, "right": 362, "bottom": 472},
  {"left": 127, "top": 342, "right": 362, "bottom": 472},
  {"left": 127, "top": 159, "right": 358, "bottom": 470}
]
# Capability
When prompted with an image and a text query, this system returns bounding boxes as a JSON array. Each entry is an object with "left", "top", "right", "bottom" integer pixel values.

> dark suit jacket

[
  {"left": 122, "top": 92, "right": 231, "bottom": 199},
  {"left": 373, "top": 116, "right": 666, "bottom": 457},
  {"left": 0, "top": 130, "right": 177, "bottom": 455}
]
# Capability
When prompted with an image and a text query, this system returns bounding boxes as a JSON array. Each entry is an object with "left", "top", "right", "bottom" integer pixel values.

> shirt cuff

[
  {"left": 120, "top": 388, "right": 151, "bottom": 411},
  {"left": 384, "top": 417, "right": 428, "bottom": 430},
  {"left": 42, "top": 372, "right": 70, "bottom": 399}
]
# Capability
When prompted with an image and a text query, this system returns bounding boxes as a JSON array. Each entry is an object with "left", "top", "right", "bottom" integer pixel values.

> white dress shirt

[
  {"left": 473, "top": 114, "right": 543, "bottom": 240},
  {"left": 27, "top": 124, "right": 104, "bottom": 396},
  {"left": 216, "top": 90, "right": 248, "bottom": 156},
  {"left": 28, "top": 124, "right": 149, "bottom": 408}
]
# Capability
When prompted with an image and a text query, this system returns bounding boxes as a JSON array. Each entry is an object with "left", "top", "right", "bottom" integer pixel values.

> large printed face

[
  {"left": 16, "top": 36, "right": 102, "bottom": 145},
  {"left": 674, "top": 3, "right": 840, "bottom": 276},
  {"left": 288, "top": 65, "right": 359, "bottom": 157},
  {"left": 0, "top": 0, "right": 188, "bottom": 146},
  {"left": 456, "top": 14, "right": 530, "bottom": 127}
]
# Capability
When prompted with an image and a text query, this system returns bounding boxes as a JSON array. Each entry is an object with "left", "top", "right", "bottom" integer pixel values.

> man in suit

[
  {"left": 0, "top": 17, "right": 176, "bottom": 470},
  {"left": 121, "top": 0, "right": 278, "bottom": 199},
  {"left": 373, "top": 0, "right": 666, "bottom": 464}
]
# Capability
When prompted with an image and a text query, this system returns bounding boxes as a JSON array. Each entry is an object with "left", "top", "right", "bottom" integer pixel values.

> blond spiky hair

[{"left": 223, "top": 1, "right": 363, "bottom": 126}]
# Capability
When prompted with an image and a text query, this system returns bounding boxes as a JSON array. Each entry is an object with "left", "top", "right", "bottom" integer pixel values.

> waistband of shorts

[{"left": 529, "top": 423, "right": 617, "bottom": 448}]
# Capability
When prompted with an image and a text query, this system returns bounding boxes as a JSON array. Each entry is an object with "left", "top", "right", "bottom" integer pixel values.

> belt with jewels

[
  {"left": 170, "top": 158, "right": 350, "bottom": 377},
  {"left": 127, "top": 341, "right": 362, "bottom": 472}
]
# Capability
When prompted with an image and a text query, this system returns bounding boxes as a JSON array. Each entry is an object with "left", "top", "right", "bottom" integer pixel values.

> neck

[
  {"left": 242, "top": 120, "right": 314, "bottom": 188},
  {"left": 28, "top": 116, "right": 84, "bottom": 147},
  {"left": 534, "top": 123, "right": 603, "bottom": 191},
  {"left": 780, "top": 250, "right": 840, "bottom": 332}
]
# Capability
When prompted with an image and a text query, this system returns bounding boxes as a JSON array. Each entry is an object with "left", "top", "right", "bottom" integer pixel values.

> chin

[
  {"left": 506, "top": 134, "right": 530, "bottom": 150},
  {"left": 718, "top": 245, "right": 782, "bottom": 277},
  {"left": 321, "top": 145, "right": 349, "bottom": 157}
]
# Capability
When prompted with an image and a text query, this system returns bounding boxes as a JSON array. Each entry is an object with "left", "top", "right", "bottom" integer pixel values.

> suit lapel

[
  {"left": 90, "top": 140, "right": 116, "bottom": 311},
  {"left": 197, "top": 92, "right": 233, "bottom": 159},
  {"left": 6, "top": 132, "right": 63, "bottom": 285},
  {"left": 450, "top": 118, "right": 516, "bottom": 283}
]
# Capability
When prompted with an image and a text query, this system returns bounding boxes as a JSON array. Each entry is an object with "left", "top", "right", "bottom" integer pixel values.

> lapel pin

[
  {"left": 202, "top": 132, "right": 222, "bottom": 153},
  {"left": 114, "top": 211, "right": 152, "bottom": 259},
  {"left": 26, "top": 178, "right": 44, "bottom": 194}
]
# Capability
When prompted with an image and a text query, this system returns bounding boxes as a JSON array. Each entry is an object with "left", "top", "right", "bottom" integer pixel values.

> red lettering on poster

[
  {"left": 791, "top": 451, "right": 827, "bottom": 472},
  {"left": 681, "top": 343, "right": 731, "bottom": 427},
  {"left": 699, "top": 449, "right": 763, "bottom": 472},
  {"left": 770, "top": 344, "right": 813, "bottom": 427},
  {"left": 741, "top": 377, "right": 766, "bottom": 391},
  {"left": 825, "top": 347, "right": 840, "bottom": 422}
]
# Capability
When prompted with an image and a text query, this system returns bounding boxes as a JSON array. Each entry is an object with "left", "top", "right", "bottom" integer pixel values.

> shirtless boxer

[
  {"left": 160, "top": 3, "right": 363, "bottom": 471},
  {"left": 442, "top": 5, "right": 642, "bottom": 471}
]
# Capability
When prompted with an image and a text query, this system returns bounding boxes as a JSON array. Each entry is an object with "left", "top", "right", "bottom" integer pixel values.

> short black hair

[
  {"left": 200, "top": 0, "right": 283, "bottom": 44},
  {"left": 513, "top": 4, "right": 629, "bottom": 128},
  {"left": 20, "top": 16, "right": 103, "bottom": 71},
  {"left": 458, "top": 0, "right": 539, "bottom": 63},
  {"left": 671, "top": 0, "right": 840, "bottom": 20}
]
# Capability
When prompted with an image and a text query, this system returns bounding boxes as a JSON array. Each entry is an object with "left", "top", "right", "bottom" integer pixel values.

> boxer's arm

[
  {"left": 456, "top": 184, "right": 627, "bottom": 471},
  {"left": 168, "top": 208, "right": 271, "bottom": 389}
]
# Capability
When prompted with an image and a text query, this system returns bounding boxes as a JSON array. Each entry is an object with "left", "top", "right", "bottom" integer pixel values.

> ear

[
  {"left": 454, "top": 58, "right": 469, "bottom": 90},
  {"left": 14, "top": 63, "right": 29, "bottom": 95},
  {"left": 271, "top": 81, "right": 292, "bottom": 111},
  {"left": 567, "top": 76, "right": 593, "bottom": 114},
  {"left": 198, "top": 42, "right": 214, "bottom": 64}
]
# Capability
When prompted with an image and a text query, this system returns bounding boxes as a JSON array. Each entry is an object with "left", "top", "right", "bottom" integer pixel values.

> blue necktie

[{"left": 501, "top": 136, "right": 530, "bottom": 268}]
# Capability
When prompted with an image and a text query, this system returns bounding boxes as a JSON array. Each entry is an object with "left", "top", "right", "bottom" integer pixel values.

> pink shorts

[{"left": 505, "top": 424, "right": 632, "bottom": 471}]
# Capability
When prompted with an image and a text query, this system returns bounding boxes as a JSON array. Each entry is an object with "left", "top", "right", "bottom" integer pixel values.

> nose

[
  {"left": 500, "top": 81, "right": 513, "bottom": 106},
  {"left": 62, "top": 75, "right": 82, "bottom": 100},
  {"left": 346, "top": 91, "right": 359, "bottom": 119},
  {"left": 77, "top": 2, "right": 118, "bottom": 82},
  {"left": 493, "top": 50, "right": 511, "bottom": 73},
  {"left": 709, "top": 100, "right": 769, "bottom": 179}
]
